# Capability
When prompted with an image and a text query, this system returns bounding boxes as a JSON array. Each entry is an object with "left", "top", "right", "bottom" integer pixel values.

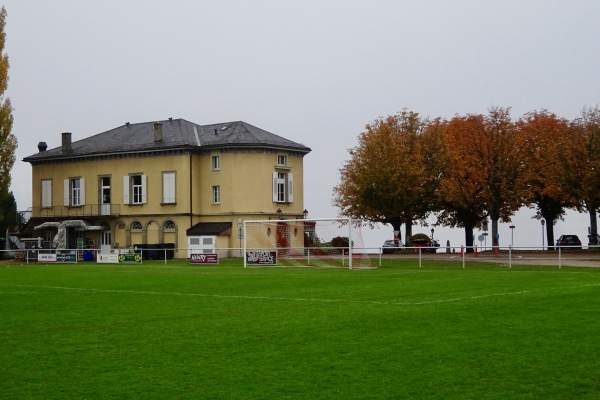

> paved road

[{"left": 381, "top": 251, "right": 600, "bottom": 268}]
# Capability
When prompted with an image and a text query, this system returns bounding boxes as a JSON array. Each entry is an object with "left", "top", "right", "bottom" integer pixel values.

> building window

[
  {"left": 41, "top": 180, "right": 52, "bottom": 208},
  {"left": 100, "top": 176, "right": 111, "bottom": 204},
  {"left": 64, "top": 178, "right": 85, "bottom": 206},
  {"left": 131, "top": 221, "right": 143, "bottom": 230},
  {"left": 212, "top": 155, "right": 220, "bottom": 171},
  {"left": 42, "top": 230, "right": 53, "bottom": 242},
  {"left": 132, "top": 176, "right": 143, "bottom": 204},
  {"left": 212, "top": 186, "right": 220, "bottom": 204},
  {"left": 272, "top": 172, "right": 293, "bottom": 203},
  {"left": 162, "top": 172, "right": 176, "bottom": 204},
  {"left": 123, "top": 175, "right": 147, "bottom": 205},
  {"left": 277, "top": 155, "right": 288, "bottom": 166},
  {"left": 164, "top": 220, "right": 176, "bottom": 231},
  {"left": 72, "top": 179, "right": 81, "bottom": 206}
]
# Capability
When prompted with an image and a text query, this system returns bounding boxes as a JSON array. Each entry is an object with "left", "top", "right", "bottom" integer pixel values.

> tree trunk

[
  {"left": 545, "top": 219, "right": 555, "bottom": 251},
  {"left": 491, "top": 218, "right": 499, "bottom": 247},
  {"left": 389, "top": 218, "right": 402, "bottom": 245},
  {"left": 589, "top": 208, "right": 598, "bottom": 247},
  {"left": 405, "top": 217, "right": 413, "bottom": 246},
  {"left": 464, "top": 224, "right": 474, "bottom": 253}
]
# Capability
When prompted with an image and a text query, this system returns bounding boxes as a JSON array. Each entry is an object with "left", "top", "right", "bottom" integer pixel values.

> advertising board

[
  {"left": 38, "top": 254, "right": 57, "bottom": 263},
  {"left": 97, "top": 254, "right": 120, "bottom": 264},
  {"left": 245, "top": 251, "right": 277, "bottom": 265},
  {"left": 190, "top": 253, "right": 219, "bottom": 264}
]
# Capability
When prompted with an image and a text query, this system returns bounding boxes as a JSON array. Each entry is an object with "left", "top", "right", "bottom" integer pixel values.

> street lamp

[
  {"left": 276, "top": 208, "right": 282, "bottom": 219},
  {"left": 303, "top": 209, "right": 309, "bottom": 219},
  {"left": 509, "top": 225, "right": 515, "bottom": 248},
  {"left": 431, "top": 228, "right": 435, "bottom": 241},
  {"left": 541, "top": 219, "right": 546, "bottom": 250}
]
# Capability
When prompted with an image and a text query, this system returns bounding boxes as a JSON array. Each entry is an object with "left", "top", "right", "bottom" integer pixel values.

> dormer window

[
  {"left": 212, "top": 155, "right": 220, "bottom": 171},
  {"left": 277, "top": 155, "right": 288, "bottom": 166}
]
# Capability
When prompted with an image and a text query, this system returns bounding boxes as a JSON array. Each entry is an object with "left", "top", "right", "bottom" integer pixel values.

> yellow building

[{"left": 22, "top": 118, "right": 311, "bottom": 258}]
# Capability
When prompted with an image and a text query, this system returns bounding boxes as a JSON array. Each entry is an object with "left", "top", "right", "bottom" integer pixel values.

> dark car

[
  {"left": 382, "top": 239, "right": 401, "bottom": 254},
  {"left": 556, "top": 235, "right": 582, "bottom": 249},
  {"left": 411, "top": 239, "right": 440, "bottom": 253}
]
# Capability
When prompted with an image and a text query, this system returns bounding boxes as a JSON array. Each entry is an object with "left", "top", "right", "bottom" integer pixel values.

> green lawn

[{"left": 1, "top": 259, "right": 599, "bottom": 399}]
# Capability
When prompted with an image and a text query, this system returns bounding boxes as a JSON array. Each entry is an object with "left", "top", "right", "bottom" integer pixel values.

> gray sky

[{"left": 4, "top": 0, "right": 600, "bottom": 249}]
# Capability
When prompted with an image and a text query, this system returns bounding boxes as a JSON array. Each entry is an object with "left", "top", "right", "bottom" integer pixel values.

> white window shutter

[
  {"left": 287, "top": 173, "right": 293, "bottom": 203},
  {"left": 163, "top": 172, "right": 175, "bottom": 203},
  {"left": 162, "top": 174, "right": 168, "bottom": 203},
  {"left": 80, "top": 178, "right": 85, "bottom": 205},
  {"left": 123, "top": 176, "right": 130, "bottom": 204},
  {"left": 272, "top": 172, "right": 278, "bottom": 202},
  {"left": 42, "top": 181, "right": 52, "bottom": 207},
  {"left": 141, "top": 175, "right": 147, "bottom": 204},
  {"left": 64, "top": 179, "right": 70, "bottom": 206}
]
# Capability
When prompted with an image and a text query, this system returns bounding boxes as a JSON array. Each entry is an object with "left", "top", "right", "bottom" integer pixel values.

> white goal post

[{"left": 243, "top": 217, "right": 373, "bottom": 269}]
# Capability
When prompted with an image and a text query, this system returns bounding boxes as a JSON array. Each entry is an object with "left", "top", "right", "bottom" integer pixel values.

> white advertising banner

[
  {"left": 38, "top": 254, "right": 57, "bottom": 263},
  {"left": 97, "top": 254, "right": 120, "bottom": 263}
]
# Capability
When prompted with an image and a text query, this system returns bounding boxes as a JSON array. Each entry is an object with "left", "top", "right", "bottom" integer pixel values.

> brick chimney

[
  {"left": 154, "top": 122, "right": 163, "bottom": 142},
  {"left": 62, "top": 132, "right": 72, "bottom": 153}
]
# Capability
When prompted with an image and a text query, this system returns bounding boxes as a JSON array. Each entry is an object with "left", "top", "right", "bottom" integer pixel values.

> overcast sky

[{"left": 4, "top": 0, "right": 600, "bottom": 249}]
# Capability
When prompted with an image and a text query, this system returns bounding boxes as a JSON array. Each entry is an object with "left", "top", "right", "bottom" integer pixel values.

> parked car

[
  {"left": 382, "top": 239, "right": 401, "bottom": 254},
  {"left": 411, "top": 238, "right": 440, "bottom": 253},
  {"left": 556, "top": 235, "right": 582, "bottom": 249}
]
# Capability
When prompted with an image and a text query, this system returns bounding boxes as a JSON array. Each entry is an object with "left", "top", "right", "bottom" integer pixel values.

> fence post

[{"left": 558, "top": 246, "right": 562, "bottom": 269}]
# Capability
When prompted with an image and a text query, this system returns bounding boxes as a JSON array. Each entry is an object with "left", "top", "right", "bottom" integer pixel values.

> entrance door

[
  {"left": 100, "top": 177, "right": 111, "bottom": 215},
  {"left": 101, "top": 230, "right": 111, "bottom": 254},
  {"left": 276, "top": 222, "right": 288, "bottom": 256}
]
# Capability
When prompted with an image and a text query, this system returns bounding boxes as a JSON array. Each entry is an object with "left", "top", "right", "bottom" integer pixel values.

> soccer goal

[{"left": 243, "top": 217, "right": 373, "bottom": 269}]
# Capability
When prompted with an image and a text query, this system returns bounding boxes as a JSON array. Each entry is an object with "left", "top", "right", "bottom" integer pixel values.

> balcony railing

[{"left": 31, "top": 204, "right": 121, "bottom": 219}]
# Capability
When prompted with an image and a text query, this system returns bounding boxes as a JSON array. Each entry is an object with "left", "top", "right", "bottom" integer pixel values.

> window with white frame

[
  {"left": 41, "top": 180, "right": 52, "bottom": 208},
  {"left": 212, "top": 185, "right": 220, "bottom": 204},
  {"left": 162, "top": 172, "right": 176, "bottom": 204},
  {"left": 272, "top": 172, "right": 293, "bottom": 203},
  {"left": 211, "top": 155, "right": 220, "bottom": 171},
  {"left": 123, "top": 174, "right": 147, "bottom": 205},
  {"left": 64, "top": 178, "right": 85, "bottom": 206},
  {"left": 277, "top": 154, "right": 288, "bottom": 166}
]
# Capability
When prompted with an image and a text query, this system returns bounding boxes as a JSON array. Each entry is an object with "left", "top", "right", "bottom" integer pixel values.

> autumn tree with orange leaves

[
  {"left": 556, "top": 106, "right": 600, "bottom": 246},
  {"left": 434, "top": 115, "right": 488, "bottom": 251},
  {"left": 333, "top": 110, "right": 438, "bottom": 245},
  {"left": 336, "top": 106, "right": 599, "bottom": 250},
  {"left": 429, "top": 108, "right": 526, "bottom": 251},
  {"left": 480, "top": 108, "right": 526, "bottom": 247},
  {"left": 0, "top": 7, "right": 16, "bottom": 223},
  {"left": 516, "top": 110, "right": 573, "bottom": 249}
]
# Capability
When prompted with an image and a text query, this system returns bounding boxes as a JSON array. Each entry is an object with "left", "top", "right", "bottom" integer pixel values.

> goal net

[{"left": 243, "top": 217, "right": 373, "bottom": 269}]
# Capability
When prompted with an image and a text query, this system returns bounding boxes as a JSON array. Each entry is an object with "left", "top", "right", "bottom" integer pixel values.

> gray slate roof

[{"left": 23, "top": 119, "right": 311, "bottom": 163}]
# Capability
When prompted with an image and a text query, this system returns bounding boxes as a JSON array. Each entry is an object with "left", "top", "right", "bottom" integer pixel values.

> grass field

[{"left": 1, "top": 259, "right": 600, "bottom": 399}]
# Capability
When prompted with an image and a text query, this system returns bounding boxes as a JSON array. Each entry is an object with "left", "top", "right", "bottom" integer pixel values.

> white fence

[
  {"left": 1, "top": 245, "right": 599, "bottom": 268},
  {"left": 374, "top": 245, "right": 600, "bottom": 268}
]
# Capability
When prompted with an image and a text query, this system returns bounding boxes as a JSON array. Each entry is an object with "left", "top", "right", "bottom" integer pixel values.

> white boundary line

[{"left": 14, "top": 283, "right": 600, "bottom": 306}]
